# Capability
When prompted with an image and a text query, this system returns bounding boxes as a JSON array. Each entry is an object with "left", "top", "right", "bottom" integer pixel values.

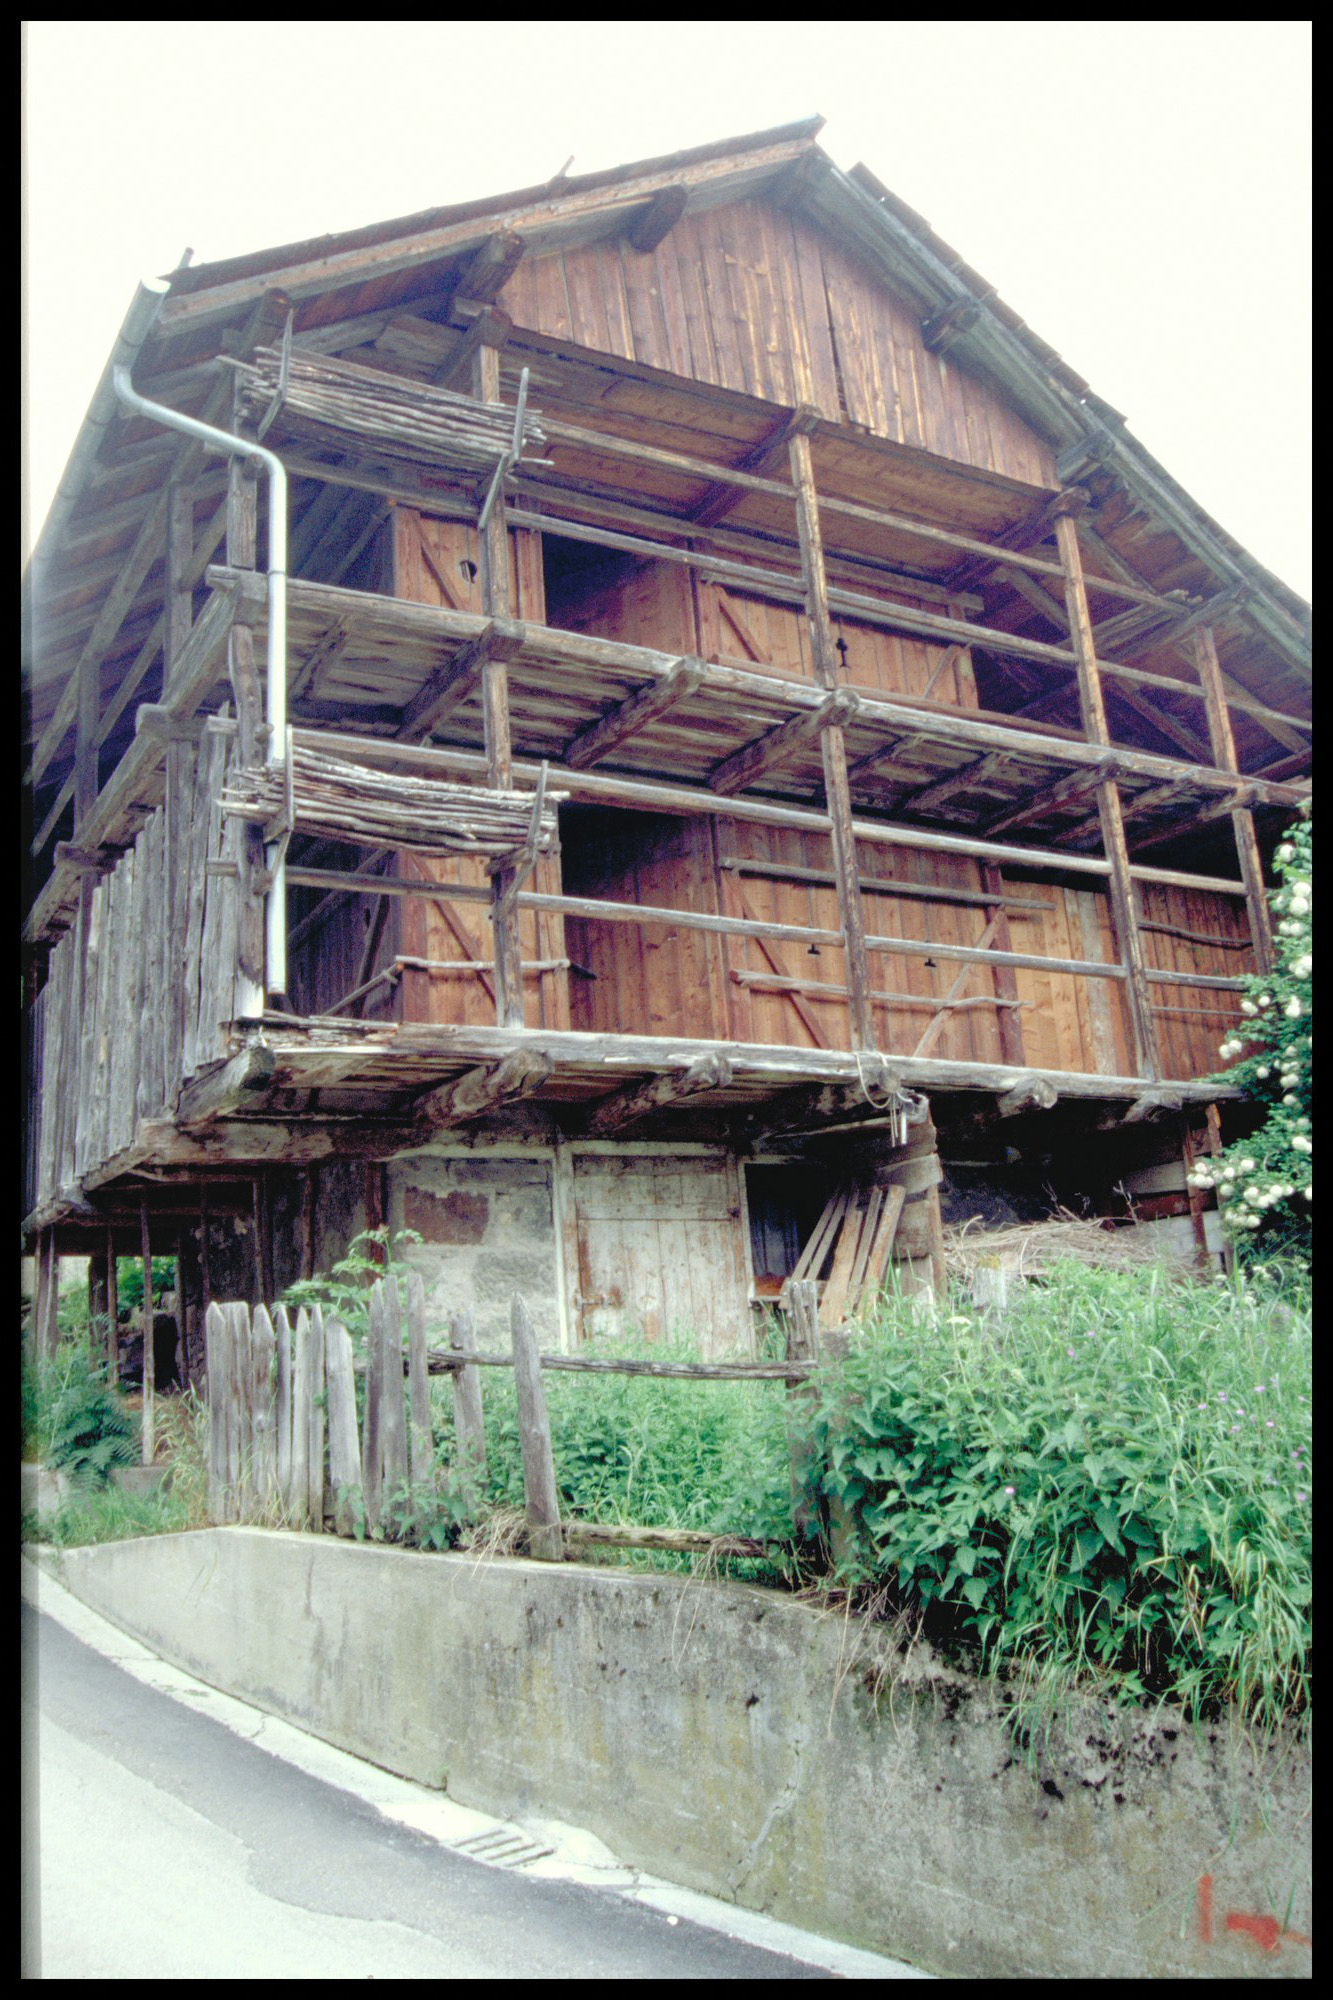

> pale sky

[{"left": 21, "top": 21, "right": 1311, "bottom": 601}]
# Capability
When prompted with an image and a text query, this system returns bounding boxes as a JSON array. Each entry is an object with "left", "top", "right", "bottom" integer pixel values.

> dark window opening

[{"left": 745, "top": 1164, "right": 834, "bottom": 1298}]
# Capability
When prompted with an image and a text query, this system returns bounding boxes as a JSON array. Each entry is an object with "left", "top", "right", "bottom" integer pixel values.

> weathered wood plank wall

[{"left": 29, "top": 730, "right": 241, "bottom": 1209}]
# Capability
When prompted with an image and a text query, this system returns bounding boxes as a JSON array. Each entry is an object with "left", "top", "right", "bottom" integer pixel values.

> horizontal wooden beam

[
  {"left": 623, "top": 183, "right": 689, "bottom": 254},
  {"left": 176, "top": 1045, "right": 278, "bottom": 1125},
  {"left": 396, "top": 620, "right": 527, "bottom": 739},
  {"left": 412, "top": 1047, "right": 555, "bottom": 1134},
  {"left": 584, "top": 1052, "right": 733, "bottom": 1136},
  {"left": 707, "top": 689, "right": 859, "bottom": 795},
  {"left": 563, "top": 658, "right": 703, "bottom": 770}
]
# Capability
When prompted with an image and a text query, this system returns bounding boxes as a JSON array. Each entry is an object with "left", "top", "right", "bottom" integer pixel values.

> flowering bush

[{"left": 1190, "top": 811, "right": 1312, "bottom": 1266}]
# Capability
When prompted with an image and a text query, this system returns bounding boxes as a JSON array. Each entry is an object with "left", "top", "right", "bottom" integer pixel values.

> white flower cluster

[{"left": 1188, "top": 1154, "right": 1306, "bottom": 1231}]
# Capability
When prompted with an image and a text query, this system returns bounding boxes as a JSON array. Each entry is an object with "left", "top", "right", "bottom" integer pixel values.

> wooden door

[{"left": 572, "top": 1151, "right": 752, "bottom": 1357}]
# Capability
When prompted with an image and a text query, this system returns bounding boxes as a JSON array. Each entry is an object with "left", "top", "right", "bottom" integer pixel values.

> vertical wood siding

[{"left": 499, "top": 199, "right": 1057, "bottom": 486}]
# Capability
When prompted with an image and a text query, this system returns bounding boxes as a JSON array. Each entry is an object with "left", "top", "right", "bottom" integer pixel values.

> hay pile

[{"left": 943, "top": 1209, "right": 1177, "bottom": 1283}]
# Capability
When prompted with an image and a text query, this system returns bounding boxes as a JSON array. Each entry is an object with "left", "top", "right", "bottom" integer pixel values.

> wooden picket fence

[{"left": 203, "top": 1272, "right": 829, "bottom": 1559}]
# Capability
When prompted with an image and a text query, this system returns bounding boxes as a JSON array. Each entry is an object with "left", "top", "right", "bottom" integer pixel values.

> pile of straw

[{"left": 943, "top": 1209, "right": 1179, "bottom": 1282}]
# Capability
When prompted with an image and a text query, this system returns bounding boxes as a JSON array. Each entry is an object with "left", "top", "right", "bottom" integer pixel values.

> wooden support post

[
  {"left": 1054, "top": 506, "right": 1160, "bottom": 1081},
  {"left": 203, "top": 1301, "right": 228, "bottom": 1521},
  {"left": 140, "top": 1198, "right": 155, "bottom": 1466},
  {"left": 788, "top": 428, "right": 876, "bottom": 1054},
  {"left": 198, "top": 1185, "right": 212, "bottom": 1313},
  {"left": 1191, "top": 626, "right": 1276, "bottom": 976},
  {"left": 301, "top": 1167, "right": 317, "bottom": 1281},
  {"left": 474, "top": 334, "right": 525, "bottom": 1029},
  {"left": 175, "top": 1225, "right": 191, "bottom": 1392},
  {"left": 106, "top": 1225, "right": 119, "bottom": 1380},
  {"left": 510, "top": 1293, "right": 562, "bottom": 1560},
  {"left": 251, "top": 1177, "right": 264, "bottom": 1308},
  {"left": 226, "top": 391, "right": 267, "bottom": 1016}
]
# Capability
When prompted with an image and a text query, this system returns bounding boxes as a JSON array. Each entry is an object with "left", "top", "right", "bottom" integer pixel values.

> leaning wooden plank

[
  {"left": 405, "top": 1270, "right": 433, "bottom": 1491},
  {"left": 204, "top": 1300, "right": 229, "bottom": 1523},
  {"left": 285, "top": 1304, "right": 309, "bottom": 1526},
  {"left": 853, "top": 1184, "right": 907, "bottom": 1317},
  {"left": 820, "top": 1197, "right": 869, "bottom": 1329},
  {"left": 510, "top": 1293, "right": 562, "bottom": 1560},
  {"left": 378, "top": 1276, "right": 410, "bottom": 1506},
  {"left": 844, "top": 1186, "right": 887, "bottom": 1313},
  {"left": 251, "top": 1304, "right": 278, "bottom": 1511},
  {"left": 781, "top": 1190, "right": 850, "bottom": 1305},
  {"left": 307, "top": 1304, "right": 326, "bottom": 1532}
]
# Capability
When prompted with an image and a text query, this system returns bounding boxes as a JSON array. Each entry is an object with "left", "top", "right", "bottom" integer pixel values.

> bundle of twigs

[
  {"left": 221, "top": 743, "right": 562, "bottom": 857},
  {"left": 228, "top": 346, "right": 547, "bottom": 474}
]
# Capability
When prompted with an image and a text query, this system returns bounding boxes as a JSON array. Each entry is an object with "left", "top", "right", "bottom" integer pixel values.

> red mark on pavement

[{"left": 1198, "top": 1873, "right": 1214, "bottom": 1945}]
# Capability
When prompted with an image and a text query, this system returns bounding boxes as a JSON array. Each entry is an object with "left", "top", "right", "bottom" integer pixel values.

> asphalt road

[{"left": 23, "top": 1582, "right": 918, "bottom": 1980}]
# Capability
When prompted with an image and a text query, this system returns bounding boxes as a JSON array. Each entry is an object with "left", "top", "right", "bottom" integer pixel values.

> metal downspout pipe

[{"left": 111, "top": 363, "right": 289, "bottom": 996}]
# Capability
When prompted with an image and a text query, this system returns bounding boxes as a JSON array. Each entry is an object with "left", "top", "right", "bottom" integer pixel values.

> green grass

[
  {"left": 808, "top": 1260, "right": 1311, "bottom": 1736},
  {"left": 431, "top": 1332, "right": 799, "bottom": 1574}
]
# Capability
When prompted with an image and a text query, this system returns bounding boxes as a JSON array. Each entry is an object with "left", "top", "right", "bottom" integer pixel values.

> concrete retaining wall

[{"left": 42, "top": 1529, "right": 1310, "bottom": 1979}]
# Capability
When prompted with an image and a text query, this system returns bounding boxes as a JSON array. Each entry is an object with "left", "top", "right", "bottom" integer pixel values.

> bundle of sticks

[
  {"left": 221, "top": 742, "right": 562, "bottom": 857},
  {"left": 228, "top": 345, "right": 547, "bottom": 474}
]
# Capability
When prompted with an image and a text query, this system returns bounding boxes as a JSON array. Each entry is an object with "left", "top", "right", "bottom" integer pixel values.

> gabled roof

[{"left": 24, "top": 119, "right": 1310, "bottom": 847}]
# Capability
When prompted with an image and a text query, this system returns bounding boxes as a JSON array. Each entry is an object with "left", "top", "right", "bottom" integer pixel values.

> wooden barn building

[{"left": 23, "top": 119, "right": 1311, "bottom": 1372}]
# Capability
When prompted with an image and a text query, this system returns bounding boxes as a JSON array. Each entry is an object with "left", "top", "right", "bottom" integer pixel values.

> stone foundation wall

[{"left": 388, "top": 1148, "right": 562, "bottom": 1349}]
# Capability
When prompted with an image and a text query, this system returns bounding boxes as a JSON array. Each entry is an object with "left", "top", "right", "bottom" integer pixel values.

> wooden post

[
  {"left": 449, "top": 1307, "right": 488, "bottom": 1499},
  {"left": 784, "top": 1279, "right": 820, "bottom": 1540},
  {"left": 324, "top": 1315, "right": 362, "bottom": 1536},
  {"left": 362, "top": 1284, "right": 385, "bottom": 1536},
  {"left": 175, "top": 1226, "right": 191, "bottom": 1392},
  {"left": 105, "top": 1226, "right": 119, "bottom": 1381},
  {"left": 226, "top": 386, "right": 267, "bottom": 1015},
  {"left": 139, "top": 1198, "right": 155, "bottom": 1466},
  {"left": 226, "top": 1300, "right": 247, "bottom": 1520},
  {"left": 474, "top": 334, "right": 525, "bottom": 1029},
  {"left": 251, "top": 1304, "right": 278, "bottom": 1509},
  {"left": 198, "top": 1185, "right": 212, "bottom": 1314},
  {"left": 1191, "top": 626, "right": 1276, "bottom": 976},
  {"left": 820, "top": 1322, "right": 855, "bottom": 1572},
  {"left": 405, "top": 1269, "right": 434, "bottom": 1491},
  {"left": 788, "top": 427, "right": 877, "bottom": 1053},
  {"left": 377, "top": 1275, "right": 409, "bottom": 1506},
  {"left": 307, "top": 1302, "right": 326, "bottom": 1531},
  {"left": 204, "top": 1300, "right": 228, "bottom": 1522},
  {"left": 510, "top": 1293, "right": 563, "bottom": 1560},
  {"left": 300, "top": 1167, "right": 318, "bottom": 1281},
  {"left": 1054, "top": 506, "right": 1161, "bottom": 1080},
  {"left": 273, "top": 1301, "right": 293, "bottom": 1509}
]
